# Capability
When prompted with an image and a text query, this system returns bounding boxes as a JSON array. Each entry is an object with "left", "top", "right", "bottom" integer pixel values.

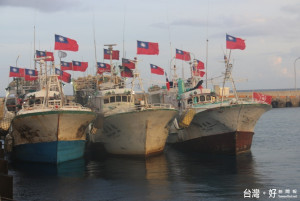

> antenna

[
  {"left": 122, "top": 5, "right": 126, "bottom": 58},
  {"left": 34, "top": 25, "right": 36, "bottom": 71},
  {"left": 205, "top": 0, "right": 210, "bottom": 88},
  {"left": 93, "top": 11, "right": 97, "bottom": 75}
]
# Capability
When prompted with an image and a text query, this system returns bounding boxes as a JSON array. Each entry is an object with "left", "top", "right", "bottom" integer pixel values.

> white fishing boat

[
  {"left": 149, "top": 55, "right": 271, "bottom": 154},
  {"left": 84, "top": 45, "right": 178, "bottom": 157},
  {"left": 7, "top": 61, "right": 96, "bottom": 163},
  {"left": 89, "top": 87, "right": 177, "bottom": 157}
]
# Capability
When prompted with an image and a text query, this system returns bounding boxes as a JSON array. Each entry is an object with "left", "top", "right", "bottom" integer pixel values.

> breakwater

[{"left": 237, "top": 89, "right": 300, "bottom": 108}]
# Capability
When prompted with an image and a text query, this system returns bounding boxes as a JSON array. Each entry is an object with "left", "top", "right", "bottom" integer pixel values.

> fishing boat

[
  {"left": 89, "top": 87, "right": 177, "bottom": 157},
  {"left": 8, "top": 61, "right": 96, "bottom": 163},
  {"left": 149, "top": 56, "right": 271, "bottom": 155},
  {"left": 81, "top": 46, "right": 178, "bottom": 157}
]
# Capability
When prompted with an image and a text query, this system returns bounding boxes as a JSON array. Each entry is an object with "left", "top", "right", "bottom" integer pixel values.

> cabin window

[
  {"left": 188, "top": 98, "right": 193, "bottom": 104},
  {"left": 122, "top": 96, "right": 127, "bottom": 102},
  {"left": 110, "top": 96, "right": 115, "bottom": 103},
  {"left": 104, "top": 98, "right": 109, "bottom": 104},
  {"left": 200, "top": 95, "right": 205, "bottom": 102},
  {"left": 116, "top": 96, "right": 121, "bottom": 102},
  {"left": 206, "top": 95, "right": 211, "bottom": 101}
]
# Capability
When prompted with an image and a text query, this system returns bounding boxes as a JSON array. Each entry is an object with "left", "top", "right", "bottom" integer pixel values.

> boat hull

[
  {"left": 11, "top": 110, "right": 95, "bottom": 163},
  {"left": 168, "top": 103, "right": 271, "bottom": 154},
  {"left": 12, "top": 140, "right": 86, "bottom": 163},
  {"left": 90, "top": 109, "right": 177, "bottom": 157}
]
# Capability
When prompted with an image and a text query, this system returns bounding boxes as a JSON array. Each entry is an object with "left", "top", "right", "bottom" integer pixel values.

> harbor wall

[{"left": 236, "top": 90, "right": 300, "bottom": 108}]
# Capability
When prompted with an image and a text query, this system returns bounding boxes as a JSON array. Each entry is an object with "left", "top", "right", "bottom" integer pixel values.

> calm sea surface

[{"left": 8, "top": 107, "right": 300, "bottom": 201}]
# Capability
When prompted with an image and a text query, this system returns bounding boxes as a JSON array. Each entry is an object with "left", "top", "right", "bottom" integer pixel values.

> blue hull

[{"left": 13, "top": 140, "right": 86, "bottom": 164}]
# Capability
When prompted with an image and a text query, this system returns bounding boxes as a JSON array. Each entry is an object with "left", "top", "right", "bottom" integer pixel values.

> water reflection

[
  {"left": 164, "top": 146, "right": 264, "bottom": 200},
  {"left": 10, "top": 158, "right": 86, "bottom": 177},
  {"left": 9, "top": 145, "right": 265, "bottom": 201}
]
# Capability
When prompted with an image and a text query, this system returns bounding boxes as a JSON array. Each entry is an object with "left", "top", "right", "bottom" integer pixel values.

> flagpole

[{"left": 205, "top": 39, "right": 208, "bottom": 88}]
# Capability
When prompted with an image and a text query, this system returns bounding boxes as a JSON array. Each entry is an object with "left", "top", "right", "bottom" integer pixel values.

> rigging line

[{"left": 122, "top": 4, "right": 127, "bottom": 58}]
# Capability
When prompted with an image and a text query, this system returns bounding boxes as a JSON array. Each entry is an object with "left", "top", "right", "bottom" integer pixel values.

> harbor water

[{"left": 8, "top": 107, "right": 300, "bottom": 201}]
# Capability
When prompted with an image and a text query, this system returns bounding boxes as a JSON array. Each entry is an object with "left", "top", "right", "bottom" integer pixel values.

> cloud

[
  {"left": 281, "top": 3, "right": 300, "bottom": 15},
  {"left": 0, "top": 0, "right": 81, "bottom": 12}
]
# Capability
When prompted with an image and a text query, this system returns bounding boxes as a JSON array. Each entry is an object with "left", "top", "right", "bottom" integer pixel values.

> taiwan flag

[
  {"left": 97, "top": 62, "right": 111, "bottom": 74},
  {"left": 36, "top": 50, "right": 54, "bottom": 61},
  {"left": 61, "top": 61, "right": 73, "bottom": 71},
  {"left": 194, "top": 59, "right": 205, "bottom": 70},
  {"left": 104, "top": 49, "right": 119, "bottom": 60},
  {"left": 55, "top": 68, "right": 62, "bottom": 80},
  {"left": 24, "top": 68, "right": 38, "bottom": 81},
  {"left": 165, "top": 72, "right": 170, "bottom": 91},
  {"left": 253, "top": 92, "right": 272, "bottom": 105},
  {"left": 193, "top": 59, "right": 205, "bottom": 77},
  {"left": 9, "top": 66, "right": 22, "bottom": 77},
  {"left": 226, "top": 34, "right": 246, "bottom": 50},
  {"left": 150, "top": 64, "right": 164, "bottom": 75},
  {"left": 175, "top": 49, "right": 191, "bottom": 61},
  {"left": 122, "top": 58, "right": 135, "bottom": 69},
  {"left": 137, "top": 40, "right": 159, "bottom": 55},
  {"left": 55, "top": 68, "right": 71, "bottom": 83},
  {"left": 54, "top": 34, "right": 79, "bottom": 51},
  {"left": 61, "top": 71, "right": 71, "bottom": 83},
  {"left": 72, "top": 61, "right": 88, "bottom": 72},
  {"left": 119, "top": 66, "right": 133, "bottom": 78}
]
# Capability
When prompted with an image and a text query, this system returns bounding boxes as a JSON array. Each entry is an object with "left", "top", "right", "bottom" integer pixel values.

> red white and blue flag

[
  {"left": 119, "top": 66, "right": 133, "bottom": 78},
  {"left": 24, "top": 69, "right": 38, "bottom": 81},
  {"left": 97, "top": 62, "right": 111, "bottom": 74},
  {"left": 72, "top": 61, "right": 88, "bottom": 72},
  {"left": 150, "top": 64, "right": 164, "bottom": 75},
  {"left": 54, "top": 34, "right": 79, "bottom": 52},
  {"left": 165, "top": 72, "right": 170, "bottom": 91},
  {"left": 9, "top": 66, "right": 23, "bottom": 77},
  {"left": 175, "top": 49, "right": 191, "bottom": 61},
  {"left": 104, "top": 49, "right": 119, "bottom": 60},
  {"left": 36, "top": 50, "right": 54, "bottom": 61},
  {"left": 55, "top": 68, "right": 71, "bottom": 83},
  {"left": 61, "top": 61, "right": 73, "bottom": 71},
  {"left": 122, "top": 58, "right": 135, "bottom": 69},
  {"left": 193, "top": 59, "right": 205, "bottom": 77},
  {"left": 137, "top": 40, "right": 159, "bottom": 55},
  {"left": 226, "top": 34, "right": 246, "bottom": 50}
]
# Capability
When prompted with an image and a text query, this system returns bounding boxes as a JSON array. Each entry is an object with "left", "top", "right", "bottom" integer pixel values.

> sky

[{"left": 1, "top": 0, "right": 300, "bottom": 96}]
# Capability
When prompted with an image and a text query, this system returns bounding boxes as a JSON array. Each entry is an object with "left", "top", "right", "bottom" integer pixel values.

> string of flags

[{"left": 9, "top": 33, "right": 246, "bottom": 84}]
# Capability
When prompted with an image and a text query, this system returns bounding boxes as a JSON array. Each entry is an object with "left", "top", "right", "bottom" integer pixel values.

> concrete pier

[{"left": 0, "top": 141, "right": 13, "bottom": 200}]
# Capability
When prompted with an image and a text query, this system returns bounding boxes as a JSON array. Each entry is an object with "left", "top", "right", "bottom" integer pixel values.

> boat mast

[
  {"left": 93, "top": 13, "right": 98, "bottom": 75},
  {"left": 221, "top": 50, "right": 239, "bottom": 103},
  {"left": 104, "top": 44, "right": 117, "bottom": 84},
  {"left": 131, "top": 58, "right": 146, "bottom": 104}
]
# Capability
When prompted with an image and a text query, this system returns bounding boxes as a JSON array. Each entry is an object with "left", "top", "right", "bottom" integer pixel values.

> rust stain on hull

[{"left": 171, "top": 131, "right": 254, "bottom": 155}]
